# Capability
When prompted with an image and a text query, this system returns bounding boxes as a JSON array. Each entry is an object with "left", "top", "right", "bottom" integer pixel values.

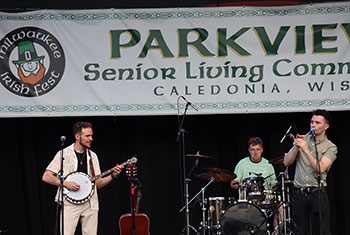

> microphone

[
  {"left": 280, "top": 124, "right": 293, "bottom": 143},
  {"left": 310, "top": 128, "right": 315, "bottom": 137},
  {"left": 180, "top": 96, "right": 198, "bottom": 111},
  {"left": 60, "top": 136, "right": 66, "bottom": 148}
]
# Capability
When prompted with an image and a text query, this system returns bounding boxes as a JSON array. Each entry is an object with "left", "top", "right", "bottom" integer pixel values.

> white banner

[{"left": 0, "top": 2, "right": 350, "bottom": 117}]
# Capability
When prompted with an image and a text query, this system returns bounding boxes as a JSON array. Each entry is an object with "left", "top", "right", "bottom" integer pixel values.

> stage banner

[{"left": 0, "top": 2, "right": 350, "bottom": 117}]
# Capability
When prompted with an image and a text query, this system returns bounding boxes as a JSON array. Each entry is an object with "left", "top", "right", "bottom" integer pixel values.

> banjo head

[{"left": 64, "top": 172, "right": 95, "bottom": 204}]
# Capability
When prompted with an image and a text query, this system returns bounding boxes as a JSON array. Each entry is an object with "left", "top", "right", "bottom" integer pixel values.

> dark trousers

[{"left": 291, "top": 188, "right": 331, "bottom": 235}]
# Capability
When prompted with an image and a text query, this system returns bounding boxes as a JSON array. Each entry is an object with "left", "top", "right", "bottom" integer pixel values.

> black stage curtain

[{"left": 0, "top": 111, "right": 349, "bottom": 235}]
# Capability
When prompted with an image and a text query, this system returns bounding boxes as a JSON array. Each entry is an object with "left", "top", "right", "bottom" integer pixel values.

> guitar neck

[{"left": 92, "top": 157, "right": 136, "bottom": 181}]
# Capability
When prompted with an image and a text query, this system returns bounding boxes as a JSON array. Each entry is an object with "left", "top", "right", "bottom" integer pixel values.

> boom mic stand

[{"left": 177, "top": 100, "right": 195, "bottom": 235}]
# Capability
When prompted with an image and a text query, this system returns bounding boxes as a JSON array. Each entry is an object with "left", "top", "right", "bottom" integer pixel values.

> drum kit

[{"left": 186, "top": 154, "right": 295, "bottom": 235}]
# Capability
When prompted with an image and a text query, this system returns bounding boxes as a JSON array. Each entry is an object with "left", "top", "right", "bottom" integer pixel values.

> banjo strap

[{"left": 88, "top": 149, "right": 95, "bottom": 177}]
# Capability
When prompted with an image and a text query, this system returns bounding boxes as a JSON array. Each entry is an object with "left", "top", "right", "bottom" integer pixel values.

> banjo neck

[
  {"left": 64, "top": 155, "right": 137, "bottom": 204},
  {"left": 91, "top": 155, "right": 138, "bottom": 182}
]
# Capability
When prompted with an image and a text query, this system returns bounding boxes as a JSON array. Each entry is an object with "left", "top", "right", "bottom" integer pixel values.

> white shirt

[{"left": 46, "top": 143, "right": 101, "bottom": 210}]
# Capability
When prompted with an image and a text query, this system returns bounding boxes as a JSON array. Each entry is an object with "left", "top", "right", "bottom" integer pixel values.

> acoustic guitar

[{"left": 119, "top": 164, "right": 150, "bottom": 235}]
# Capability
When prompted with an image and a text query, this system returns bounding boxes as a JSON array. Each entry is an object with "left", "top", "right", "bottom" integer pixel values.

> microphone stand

[
  {"left": 58, "top": 139, "right": 65, "bottom": 235},
  {"left": 177, "top": 102, "right": 194, "bottom": 235},
  {"left": 312, "top": 131, "right": 323, "bottom": 235}
]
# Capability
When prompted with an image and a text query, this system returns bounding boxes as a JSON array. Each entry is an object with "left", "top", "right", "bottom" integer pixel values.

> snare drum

[
  {"left": 258, "top": 189, "right": 278, "bottom": 209},
  {"left": 207, "top": 197, "right": 235, "bottom": 229},
  {"left": 242, "top": 176, "right": 265, "bottom": 201}
]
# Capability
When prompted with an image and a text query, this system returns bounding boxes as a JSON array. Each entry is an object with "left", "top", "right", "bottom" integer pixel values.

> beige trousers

[{"left": 62, "top": 201, "right": 98, "bottom": 235}]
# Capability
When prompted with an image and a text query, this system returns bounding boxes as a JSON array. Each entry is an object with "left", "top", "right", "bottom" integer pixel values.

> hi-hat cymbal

[
  {"left": 269, "top": 156, "right": 284, "bottom": 164},
  {"left": 193, "top": 167, "right": 236, "bottom": 182},
  {"left": 186, "top": 153, "right": 211, "bottom": 158}
]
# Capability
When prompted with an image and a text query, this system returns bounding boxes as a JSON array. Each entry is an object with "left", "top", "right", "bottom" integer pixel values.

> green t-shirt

[{"left": 234, "top": 156, "right": 277, "bottom": 189}]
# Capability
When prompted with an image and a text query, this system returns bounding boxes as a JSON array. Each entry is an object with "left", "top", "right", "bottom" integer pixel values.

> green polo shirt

[{"left": 294, "top": 135, "right": 337, "bottom": 188}]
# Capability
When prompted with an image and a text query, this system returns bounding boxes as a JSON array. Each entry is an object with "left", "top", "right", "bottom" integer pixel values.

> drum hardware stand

[
  {"left": 181, "top": 179, "right": 198, "bottom": 235},
  {"left": 184, "top": 158, "right": 200, "bottom": 235},
  {"left": 195, "top": 188, "right": 208, "bottom": 235},
  {"left": 281, "top": 171, "right": 287, "bottom": 235},
  {"left": 267, "top": 200, "right": 284, "bottom": 235},
  {"left": 200, "top": 186, "right": 207, "bottom": 234},
  {"left": 180, "top": 178, "right": 215, "bottom": 235},
  {"left": 278, "top": 169, "right": 294, "bottom": 235}
]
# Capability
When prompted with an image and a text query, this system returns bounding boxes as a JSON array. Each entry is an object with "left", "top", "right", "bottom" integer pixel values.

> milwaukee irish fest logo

[{"left": 0, "top": 27, "right": 65, "bottom": 97}]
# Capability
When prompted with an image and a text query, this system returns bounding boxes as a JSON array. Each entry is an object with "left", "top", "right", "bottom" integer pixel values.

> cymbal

[
  {"left": 193, "top": 167, "right": 236, "bottom": 182},
  {"left": 186, "top": 153, "right": 211, "bottom": 158},
  {"left": 269, "top": 156, "right": 284, "bottom": 164}
]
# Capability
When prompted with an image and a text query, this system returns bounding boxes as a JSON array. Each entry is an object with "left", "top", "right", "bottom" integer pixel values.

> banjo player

[{"left": 42, "top": 121, "right": 124, "bottom": 235}]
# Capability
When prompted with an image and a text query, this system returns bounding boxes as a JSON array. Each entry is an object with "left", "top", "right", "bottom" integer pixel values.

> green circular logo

[{"left": 0, "top": 27, "right": 65, "bottom": 97}]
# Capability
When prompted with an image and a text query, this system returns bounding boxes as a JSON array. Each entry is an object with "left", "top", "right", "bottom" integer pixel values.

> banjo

[{"left": 63, "top": 155, "right": 138, "bottom": 204}]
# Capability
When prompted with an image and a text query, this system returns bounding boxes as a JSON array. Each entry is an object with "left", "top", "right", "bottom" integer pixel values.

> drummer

[
  {"left": 230, "top": 137, "right": 277, "bottom": 192},
  {"left": 230, "top": 137, "right": 282, "bottom": 234}
]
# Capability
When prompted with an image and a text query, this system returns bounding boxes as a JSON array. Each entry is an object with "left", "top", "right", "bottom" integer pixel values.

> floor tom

[{"left": 207, "top": 197, "right": 235, "bottom": 229}]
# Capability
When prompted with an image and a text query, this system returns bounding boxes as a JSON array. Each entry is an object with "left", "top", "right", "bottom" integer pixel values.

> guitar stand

[
  {"left": 129, "top": 178, "right": 140, "bottom": 235},
  {"left": 120, "top": 163, "right": 150, "bottom": 235}
]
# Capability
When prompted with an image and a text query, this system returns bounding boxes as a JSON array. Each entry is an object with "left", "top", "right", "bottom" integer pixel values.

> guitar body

[{"left": 119, "top": 213, "right": 150, "bottom": 235}]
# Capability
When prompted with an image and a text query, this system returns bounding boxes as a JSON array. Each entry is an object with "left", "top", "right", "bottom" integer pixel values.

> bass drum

[{"left": 220, "top": 201, "right": 267, "bottom": 235}]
